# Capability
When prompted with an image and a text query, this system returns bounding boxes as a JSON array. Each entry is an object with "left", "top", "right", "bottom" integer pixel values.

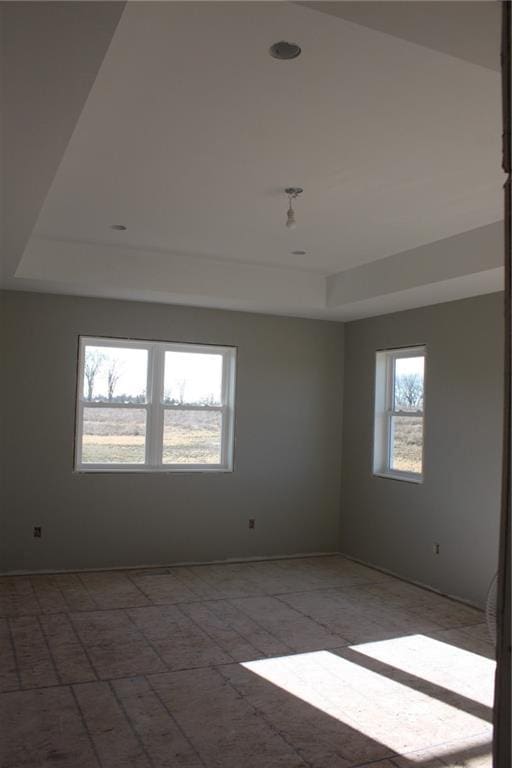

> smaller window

[{"left": 373, "top": 346, "right": 426, "bottom": 482}]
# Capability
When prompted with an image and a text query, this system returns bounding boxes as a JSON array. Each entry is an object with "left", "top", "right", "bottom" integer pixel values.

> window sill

[
  {"left": 74, "top": 466, "right": 233, "bottom": 475},
  {"left": 373, "top": 471, "right": 423, "bottom": 485}
]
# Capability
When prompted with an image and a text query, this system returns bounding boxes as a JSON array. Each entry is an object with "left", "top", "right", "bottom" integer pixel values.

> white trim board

[
  {"left": 0, "top": 551, "right": 339, "bottom": 577},
  {"left": 0, "top": 550, "right": 487, "bottom": 612},
  {"left": 338, "top": 551, "right": 484, "bottom": 611}
]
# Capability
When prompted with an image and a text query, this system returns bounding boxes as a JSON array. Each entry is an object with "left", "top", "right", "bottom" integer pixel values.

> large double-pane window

[
  {"left": 75, "top": 337, "right": 236, "bottom": 472},
  {"left": 373, "top": 346, "right": 426, "bottom": 482}
]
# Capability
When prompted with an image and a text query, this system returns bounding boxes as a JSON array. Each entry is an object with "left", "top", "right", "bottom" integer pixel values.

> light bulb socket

[
  {"left": 286, "top": 209, "right": 296, "bottom": 229},
  {"left": 284, "top": 187, "right": 302, "bottom": 229}
]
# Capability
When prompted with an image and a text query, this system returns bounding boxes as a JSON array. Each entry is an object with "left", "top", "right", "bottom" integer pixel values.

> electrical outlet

[
  {"left": 433, "top": 543, "right": 440, "bottom": 555},
  {"left": 33, "top": 526, "right": 42, "bottom": 539},
  {"left": 248, "top": 519, "right": 255, "bottom": 530}
]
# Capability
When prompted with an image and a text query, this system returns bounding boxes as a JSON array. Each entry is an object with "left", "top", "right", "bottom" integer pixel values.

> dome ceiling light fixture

[
  {"left": 292, "top": 250, "right": 307, "bottom": 256},
  {"left": 110, "top": 224, "right": 127, "bottom": 231},
  {"left": 285, "top": 187, "right": 303, "bottom": 230},
  {"left": 269, "top": 41, "right": 302, "bottom": 60}
]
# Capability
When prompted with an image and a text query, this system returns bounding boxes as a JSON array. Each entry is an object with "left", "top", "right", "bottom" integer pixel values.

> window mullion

[
  {"left": 163, "top": 404, "right": 223, "bottom": 412},
  {"left": 79, "top": 401, "right": 146, "bottom": 409},
  {"left": 220, "top": 353, "right": 230, "bottom": 466},
  {"left": 76, "top": 400, "right": 84, "bottom": 467},
  {"left": 147, "top": 345, "right": 165, "bottom": 466},
  {"left": 387, "top": 412, "right": 393, "bottom": 472},
  {"left": 386, "top": 355, "right": 394, "bottom": 470}
]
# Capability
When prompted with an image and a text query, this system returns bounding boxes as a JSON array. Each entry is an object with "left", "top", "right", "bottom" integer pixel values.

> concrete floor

[{"left": 0, "top": 556, "right": 494, "bottom": 768}]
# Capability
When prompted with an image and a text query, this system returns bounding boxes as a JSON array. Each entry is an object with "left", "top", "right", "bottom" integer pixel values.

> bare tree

[
  {"left": 177, "top": 378, "right": 187, "bottom": 405},
  {"left": 395, "top": 373, "right": 423, "bottom": 410},
  {"left": 107, "top": 358, "right": 123, "bottom": 401},
  {"left": 84, "top": 349, "right": 105, "bottom": 401},
  {"left": 163, "top": 379, "right": 188, "bottom": 405}
]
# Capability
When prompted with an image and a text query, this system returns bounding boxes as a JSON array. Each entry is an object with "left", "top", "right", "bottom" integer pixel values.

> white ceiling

[{"left": 1, "top": 1, "right": 505, "bottom": 320}]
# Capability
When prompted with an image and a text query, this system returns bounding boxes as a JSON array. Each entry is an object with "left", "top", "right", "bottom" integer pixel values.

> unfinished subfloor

[{"left": 0, "top": 555, "right": 494, "bottom": 768}]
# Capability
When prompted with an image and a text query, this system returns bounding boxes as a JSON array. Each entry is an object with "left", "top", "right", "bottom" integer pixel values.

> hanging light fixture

[{"left": 285, "top": 187, "right": 303, "bottom": 229}]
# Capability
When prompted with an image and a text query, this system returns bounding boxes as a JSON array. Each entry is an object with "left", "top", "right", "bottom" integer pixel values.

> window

[
  {"left": 373, "top": 346, "right": 426, "bottom": 482},
  {"left": 75, "top": 337, "right": 236, "bottom": 472}
]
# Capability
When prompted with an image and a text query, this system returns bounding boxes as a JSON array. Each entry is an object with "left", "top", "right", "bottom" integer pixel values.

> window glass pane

[
  {"left": 394, "top": 356, "right": 424, "bottom": 412},
  {"left": 83, "top": 346, "right": 148, "bottom": 403},
  {"left": 81, "top": 408, "right": 146, "bottom": 464},
  {"left": 164, "top": 351, "right": 223, "bottom": 405},
  {"left": 390, "top": 415, "right": 423, "bottom": 474},
  {"left": 163, "top": 410, "right": 222, "bottom": 464}
]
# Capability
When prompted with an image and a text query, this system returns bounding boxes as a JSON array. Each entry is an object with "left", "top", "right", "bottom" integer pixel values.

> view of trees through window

[
  {"left": 390, "top": 356, "right": 424, "bottom": 474},
  {"left": 163, "top": 351, "right": 222, "bottom": 406},
  {"left": 83, "top": 346, "right": 147, "bottom": 403},
  {"left": 81, "top": 344, "right": 225, "bottom": 465}
]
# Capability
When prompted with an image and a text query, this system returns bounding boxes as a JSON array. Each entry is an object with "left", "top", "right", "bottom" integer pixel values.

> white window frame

[
  {"left": 373, "top": 345, "right": 426, "bottom": 483},
  {"left": 75, "top": 336, "right": 236, "bottom": 473}
]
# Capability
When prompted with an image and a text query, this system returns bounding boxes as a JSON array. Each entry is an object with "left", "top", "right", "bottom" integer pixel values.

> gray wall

[
  {"left": 1, "top": 289, "right": 503, "bottom": 607},
  {"left": 0, "top": 290, "right": 344, "bottom": 573},
  {"left": 340, "top": 292, "right": 504, "bottom": 607}
]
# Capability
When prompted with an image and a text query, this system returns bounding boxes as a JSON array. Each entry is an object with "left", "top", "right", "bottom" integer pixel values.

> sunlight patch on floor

[
  {"left": 241, "top": 636, "right": 494, "bottom": 759},
  {"left": 352, "top": 633, "right": 495, "bottom": 707}
]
